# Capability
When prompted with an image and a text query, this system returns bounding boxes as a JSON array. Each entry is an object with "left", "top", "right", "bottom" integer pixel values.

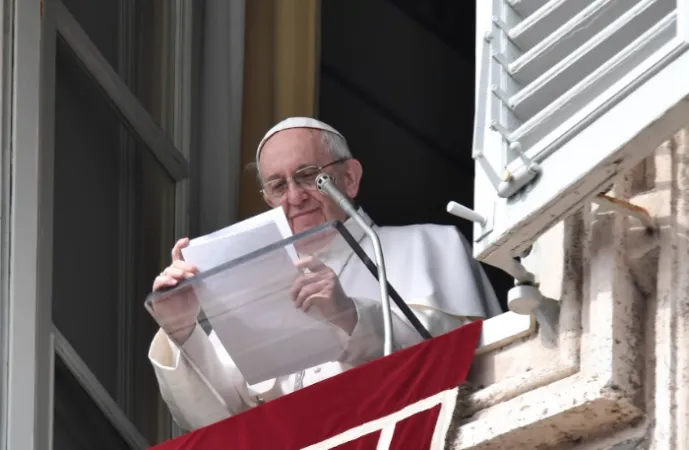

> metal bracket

[
  {"left": 489, "top": 253, "right": 535, "bottom": 285},
  {"left": 445, "top": 202, "right": 537, "bottom": 284},
  {"left": 447, "top": 201, "right": 486, "bottom": 227},
  {"left": 591, "top": 193, "right": 656, "bottom": 229},
  {"left": 497, "top": 141, "right": 542, "bottom": 198},
  {"left": 444, "top": 201, "right": 560, "bottom": 334},
  {"left": 446, "top": 201, "right": 494, "bottom": 242},
  {"left": 462, "top": 228, "right": 559, "bottom": 336},
  {"left": 502, "top": 263, "right": 559, "bottom": 340},
  {"left": 473, "top": 140, "right": 541, "bottom": 200}
]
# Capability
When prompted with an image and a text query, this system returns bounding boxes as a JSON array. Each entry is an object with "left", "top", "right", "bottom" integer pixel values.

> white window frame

[
  {"left": 1, "top": 0, "right": 56, "bottom": 448},
  {"left": 1, "top": 0, "right": 191, "bottom": 448}
]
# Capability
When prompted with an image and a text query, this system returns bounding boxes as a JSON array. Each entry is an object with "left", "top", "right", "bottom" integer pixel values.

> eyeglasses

[{"left": 260, "top": 158, "right": 349, "bottom": 200}]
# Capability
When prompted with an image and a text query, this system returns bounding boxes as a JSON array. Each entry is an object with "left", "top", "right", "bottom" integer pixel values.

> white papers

[
  {"left": 182, "top": 206, "right": 297, "bottom": 270},
  {"left": 181, "top": 207, "right": 345, "bottom": 385}
]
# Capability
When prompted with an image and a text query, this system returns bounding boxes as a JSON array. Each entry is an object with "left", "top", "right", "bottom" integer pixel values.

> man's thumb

[{"left": 172, "top": 237, "right": 190, "bottom": 261}]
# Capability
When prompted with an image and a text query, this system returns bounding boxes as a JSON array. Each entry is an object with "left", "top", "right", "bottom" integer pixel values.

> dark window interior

[{"left": 319, "top": 0, "right": 512, "bottom": 310}]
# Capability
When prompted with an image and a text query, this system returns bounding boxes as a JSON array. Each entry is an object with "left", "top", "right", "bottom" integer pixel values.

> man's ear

[{"left": 342, "top": 159, "right": 363, "bottom": 199}]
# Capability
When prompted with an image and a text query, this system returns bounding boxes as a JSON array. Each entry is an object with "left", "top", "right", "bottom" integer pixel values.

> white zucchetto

[{"left": 255, "top": 117, "right": 345, "bottom": 162}]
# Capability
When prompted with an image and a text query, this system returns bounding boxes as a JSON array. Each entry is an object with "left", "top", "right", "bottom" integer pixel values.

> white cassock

[{"left": 148, "top": 209, "right": 501, "bottom": 431}]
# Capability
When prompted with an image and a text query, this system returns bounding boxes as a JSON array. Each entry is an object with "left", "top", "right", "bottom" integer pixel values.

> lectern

[{"left": 145, "top": 220, "right": 429, "bottom": 396}]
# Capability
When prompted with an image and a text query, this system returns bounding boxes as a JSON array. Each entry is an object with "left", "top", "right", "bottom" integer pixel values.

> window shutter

[{"left": 471, "top": 0, "right": 689, "bottom": 275}]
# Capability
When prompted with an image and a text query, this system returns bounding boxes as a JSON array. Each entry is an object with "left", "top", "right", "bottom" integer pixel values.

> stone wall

[{"left": 446, "top": 129, "right": 689, "bottom": 449}]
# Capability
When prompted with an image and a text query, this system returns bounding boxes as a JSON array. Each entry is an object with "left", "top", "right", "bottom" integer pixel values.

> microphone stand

[{"left": 316, "top": 173, "right": 394, "bottom": 356}]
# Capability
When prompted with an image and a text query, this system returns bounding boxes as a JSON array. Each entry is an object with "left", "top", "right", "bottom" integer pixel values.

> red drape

[{"left": 151, "top": 320, "right": 482, "bottom": 450}]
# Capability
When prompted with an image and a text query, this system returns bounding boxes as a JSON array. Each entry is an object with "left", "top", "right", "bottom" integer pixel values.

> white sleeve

[
  {"left": 148, "top": 324, "right": 249, "bottom": 431},
  {"left": 336, "top": 297, "right": 424, "bottom": 366}
]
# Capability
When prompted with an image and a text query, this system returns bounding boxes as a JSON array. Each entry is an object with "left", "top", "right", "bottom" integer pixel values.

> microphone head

[{"left": 315, "top": 173, "right": 334, "bottom": 194}]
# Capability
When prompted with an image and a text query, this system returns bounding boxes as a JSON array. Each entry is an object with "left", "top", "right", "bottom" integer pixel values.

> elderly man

[{"left": 148, "top": 117, "right": 501, "bottom": 431}]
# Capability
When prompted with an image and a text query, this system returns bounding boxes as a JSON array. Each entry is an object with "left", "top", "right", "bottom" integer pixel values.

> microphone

[{"left": 316, "top": 173, "right": 394, "bottom": 355}]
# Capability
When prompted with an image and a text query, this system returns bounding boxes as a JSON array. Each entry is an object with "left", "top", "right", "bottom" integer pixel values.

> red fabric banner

[{"left": 151, "top": 320, "right": 482, "bottom": 450}]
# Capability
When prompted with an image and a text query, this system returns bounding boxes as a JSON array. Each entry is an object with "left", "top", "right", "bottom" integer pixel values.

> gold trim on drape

[{"left": 238, "top": 0, "right": 321, "bottom": 220}]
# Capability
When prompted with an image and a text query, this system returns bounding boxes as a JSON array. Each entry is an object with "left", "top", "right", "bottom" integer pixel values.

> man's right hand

[{"left": 151, "top": 237, "right": 201, "bottom": 344}]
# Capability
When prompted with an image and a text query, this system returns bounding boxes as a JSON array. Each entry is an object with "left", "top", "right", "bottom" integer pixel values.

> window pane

[
  {"left": 59, "top": 0, "right": 182, "bottom": 143},
  {"left": 61, "top": 0, "right": 120, "bottom": 69},
  {"left": 52, "top": 36, "right": 176, "bottom": 444},
  {"left": 53, "top": 39, "right": 121, "bottom": 398},
  {"left": 128, "top": 139, "right": 177, "bottom": 443},
  {"left": 53, "top": 355, "right": 131, "bottom": 450}
]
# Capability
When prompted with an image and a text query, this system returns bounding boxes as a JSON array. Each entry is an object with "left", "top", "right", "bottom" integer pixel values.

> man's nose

[{"left": 285, "top": 180, "right": 308, "bottom": 205}]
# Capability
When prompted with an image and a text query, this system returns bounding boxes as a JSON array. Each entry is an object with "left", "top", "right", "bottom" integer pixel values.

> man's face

[{"left": 258, "top": 128, "right": 362, "bottom": 235}]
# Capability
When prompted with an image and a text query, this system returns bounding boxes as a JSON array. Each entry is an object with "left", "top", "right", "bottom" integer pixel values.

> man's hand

[
  {"left": 151, "top": 238, "right": 200, "bottom": 344},
  {"left": 291, "top": 256, "right": 357, "bottom": 334}
]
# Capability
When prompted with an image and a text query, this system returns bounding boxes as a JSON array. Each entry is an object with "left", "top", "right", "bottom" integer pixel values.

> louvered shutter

[{"left": 472, "top": 0, "right": 689, "bottom": 272}]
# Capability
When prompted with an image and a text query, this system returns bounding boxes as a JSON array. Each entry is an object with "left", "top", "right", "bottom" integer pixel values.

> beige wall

[{"left": 238, "top": 0, "right": 321, "bottom": 220}]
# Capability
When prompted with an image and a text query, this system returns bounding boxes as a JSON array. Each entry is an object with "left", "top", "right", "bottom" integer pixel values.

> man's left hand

[{"left": 291, "top": 256, "right": 357, "bottom": 334}]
